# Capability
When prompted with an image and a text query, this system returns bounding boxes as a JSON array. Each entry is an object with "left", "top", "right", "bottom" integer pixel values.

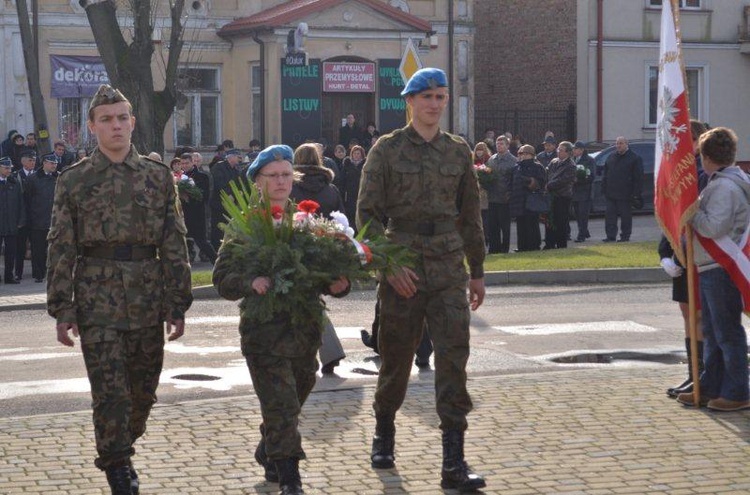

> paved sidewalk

[{"left": 2, "top": 367, "right": 749, "bottom": 494}]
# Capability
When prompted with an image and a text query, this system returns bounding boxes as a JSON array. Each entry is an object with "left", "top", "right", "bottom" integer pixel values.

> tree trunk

[
  {"left": 81, "top": 0, "right": 184, "bottom": 156},
  {"left": 16, "top": 0, "right": 51, "bottom": 154}
]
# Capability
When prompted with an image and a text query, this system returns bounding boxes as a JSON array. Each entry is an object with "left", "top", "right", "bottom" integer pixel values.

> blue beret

[
  {"left": 401, "top": 67, "right": 448, "bottom": 96},
  {"left": 0, "top": 156, "right": 11, "bottom": 167},
  {"left": 246, "top": 144, "right": 294, "bottom": 180},
  {"left": 225, "top": 148, "right": 243, "bottom": 157},
  {"left": 42, "top": 153, "right": 60, "bottom": 164}
]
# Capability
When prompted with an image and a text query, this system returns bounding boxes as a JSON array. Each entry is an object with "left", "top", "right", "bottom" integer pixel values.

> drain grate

[{"left": 172, "top": 374, "right": 221, "bottom": 381}]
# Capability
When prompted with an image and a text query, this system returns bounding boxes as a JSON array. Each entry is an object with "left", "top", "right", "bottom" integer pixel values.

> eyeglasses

[{"left": 258, "top": 172, "right": 294, "bottom": 181}]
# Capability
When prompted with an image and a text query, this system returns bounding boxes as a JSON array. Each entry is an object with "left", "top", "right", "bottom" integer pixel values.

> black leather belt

[
  {"left": 387, "top": 219, "right": 456, "bottom": 236},
  {"left": 83, "top": 245, "right": 157, "bottom": 261}
]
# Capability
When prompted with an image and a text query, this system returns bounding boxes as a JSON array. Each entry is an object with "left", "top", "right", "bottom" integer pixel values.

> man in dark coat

[
  {"left": 52, "top": 140, "right": 76, "bottom": 171},
  {"left": 571, "top": 141, "right": 596, "bottom": 242},
  {"left": 13, "top": 150, "right": 37, "bottom": 280},
  {"left": 180, "top": 153, "right": 216, "bottom": 263},
  {"left": 601, "top": 136, "right": 643, "bottom": 242},
  {"left": 209, "top": 148, "right": 243, "bottom": 250},
  {"left": 338, "top": 113, "right": 363, "bottom": 149},
  {"left": 9, "top": 133, "right": 26, "bottom": 171},
  {"left": 24, "top": 153, "right": 59, "bottom": 282},
  {"left": 536, "top": 135, "right": 557, "bottom": 168},
  {"left": 0, "top": 157, "right": 25, "bottom": 283},
  {"left": 485, "top": 135, "right": 515, "bottom": 253}
]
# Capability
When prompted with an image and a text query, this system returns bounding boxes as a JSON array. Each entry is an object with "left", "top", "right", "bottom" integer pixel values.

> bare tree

[{"left": 79, "top": 0, "right": 186, "bottom": 154}]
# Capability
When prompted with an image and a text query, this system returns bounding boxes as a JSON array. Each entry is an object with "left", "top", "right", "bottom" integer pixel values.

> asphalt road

[{"left": 0, "top": 282, "right": 690, "bottom": 418}]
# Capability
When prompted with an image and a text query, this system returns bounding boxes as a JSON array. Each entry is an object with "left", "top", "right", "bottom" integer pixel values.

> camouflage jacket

[
  {"left": 47, "top": 146, "right": 193, "bottom": 329},
  {"left": 356, "top": 124, "right": 485, "bottom": 286}
]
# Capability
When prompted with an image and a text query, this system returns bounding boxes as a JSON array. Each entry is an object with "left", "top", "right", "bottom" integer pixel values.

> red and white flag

[{"left": 654, "top": 0, "right": 699, "bottom": 266}]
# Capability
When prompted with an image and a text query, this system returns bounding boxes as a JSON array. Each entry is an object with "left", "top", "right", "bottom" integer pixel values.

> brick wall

[{"left": 473, "top": 0, "right": 578, "bottom": 143}]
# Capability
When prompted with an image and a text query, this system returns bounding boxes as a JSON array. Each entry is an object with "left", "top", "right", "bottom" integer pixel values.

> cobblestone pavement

[{"left": 2, "top": 367, "right": 749, "bottom": 494}]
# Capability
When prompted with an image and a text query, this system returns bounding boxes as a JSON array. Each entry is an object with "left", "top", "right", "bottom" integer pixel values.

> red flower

[
  {"left": 361, "top": 243, "right": 373, "bottom": 264},
  {"left": 297, "top": 200, "right": 320, "bottom": 214},
  {"left": 270, "top": 206, "right": 284, "bottom": 220}
]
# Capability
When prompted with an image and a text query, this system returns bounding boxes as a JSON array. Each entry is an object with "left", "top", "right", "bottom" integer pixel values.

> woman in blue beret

[{"left": 213, "top": 144, "right": 350, "bottom": 495}]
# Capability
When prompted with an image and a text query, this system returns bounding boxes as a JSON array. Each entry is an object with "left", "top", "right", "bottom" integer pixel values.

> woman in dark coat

[
  {"left": 339, "top": 145, "right": 366, "bottom": 231},
  {"left": 290, "top": 143, "right": 345, "bottom": 217},
  {"left": 509, "top": 144, "right": 547, "bottom": 252},
  {"left": 290, "top": 143, "right": 347, "bottom": 376}
]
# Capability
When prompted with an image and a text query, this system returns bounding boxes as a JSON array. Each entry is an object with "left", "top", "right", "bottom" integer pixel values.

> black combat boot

[
  {"left": 254, "top": 425, "right": 278, "bottom": 482},
  {"left": 105, "top": 465, "right": 133, "bottom": 495},
  {"left": 128, "top": 463, "right": 139, "bottom": 495},
  {"left": 275, "top": 458, "right": 305, "bottom": 495},
  {"left": 370, "top": 413, "right": 395, "bottom": 469},
  {"left": 440, "top": 430, "right": 486, "bottom": 492},
  {"left": 667, "top": 339, "right": 704, "bottom": 398}
]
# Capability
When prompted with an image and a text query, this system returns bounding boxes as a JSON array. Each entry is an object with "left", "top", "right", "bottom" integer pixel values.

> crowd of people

[{"left": 467, "top": 129, "right": 643, "bottom": 253}]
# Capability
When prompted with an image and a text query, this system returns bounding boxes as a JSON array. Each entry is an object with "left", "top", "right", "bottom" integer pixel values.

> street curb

[{"left": 0, "top": 267, "right": 668, "bottom": 312}]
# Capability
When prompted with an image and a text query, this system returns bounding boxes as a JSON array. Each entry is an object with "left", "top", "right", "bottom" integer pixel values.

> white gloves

[{"left": 660, "top": 258, "right": 684, "bottom": 278}]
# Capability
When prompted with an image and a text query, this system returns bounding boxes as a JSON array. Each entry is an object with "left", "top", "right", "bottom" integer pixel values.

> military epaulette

[
  {"left": 142, "top": 155, "right": 169, "bottom": 169},
  {"left": 59, "top": 157, "right": 88, "bottom": 175}
]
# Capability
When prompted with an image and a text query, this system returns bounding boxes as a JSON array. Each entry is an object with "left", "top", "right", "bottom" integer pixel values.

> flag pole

[
  {"left": 670, "top": 0, "right": 701, "bottom": 407},
  {"left": 685, "top": 224, "right": 701, "bottom": 406}
]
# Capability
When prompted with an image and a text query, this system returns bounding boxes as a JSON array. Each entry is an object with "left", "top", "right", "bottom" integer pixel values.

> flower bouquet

[
  {"left": 575, "top": 164, "right": 591, "bottom": 182},
  {"left": 176, "top": 176, "right": 203, "bottom": 202},
  {"left": 474, "top": 164, "right": 496, "bottom": 189},
  {"left": 219, "top": 179, "right": 414, "bottom": 326}
]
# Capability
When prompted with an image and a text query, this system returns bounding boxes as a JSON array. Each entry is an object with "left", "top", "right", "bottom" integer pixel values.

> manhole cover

[
  {"left": 550, "top": 352, "right": 683, "bottom": 365},
  {"left": 350, "top": 367, "right": 379, "bottom": 376},
  {"left": 171, "top": 374, "right": 221, "bottom": 381}
]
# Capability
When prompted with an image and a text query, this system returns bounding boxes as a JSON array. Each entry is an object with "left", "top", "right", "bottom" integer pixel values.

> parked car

[{"left": 589, "top": 140, "right": 655, "bottom": 214}]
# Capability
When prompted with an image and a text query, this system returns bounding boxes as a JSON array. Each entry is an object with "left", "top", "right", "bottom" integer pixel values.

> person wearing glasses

[{"left": 213, "top": 144, "right": 351, "bottom": 495}]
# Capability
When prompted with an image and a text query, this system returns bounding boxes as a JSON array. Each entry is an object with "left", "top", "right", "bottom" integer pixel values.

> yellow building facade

[{"left": 0, "top": 0, "right": 474, "bottom": 155}]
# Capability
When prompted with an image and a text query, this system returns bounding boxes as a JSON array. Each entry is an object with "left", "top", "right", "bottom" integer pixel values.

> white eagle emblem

[{"left": 657, "top": 86, "right": 687, "bottom": 155}]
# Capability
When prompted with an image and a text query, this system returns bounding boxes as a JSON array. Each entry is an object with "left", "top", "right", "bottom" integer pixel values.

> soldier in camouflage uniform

[
  {"left": 213, "top": 145, "right": 350, "bottom": 495},
  {"left": 47, "top": 85, "right": 192, "bottom": 495},
  {"left": 356, "top": 68, "right": 487, "bottom": 492}
]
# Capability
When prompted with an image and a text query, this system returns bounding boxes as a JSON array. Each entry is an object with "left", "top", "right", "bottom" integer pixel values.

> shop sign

[
  {"left": 281, "top": 58, "right": 322, "bottom": 147},
  {"left": 50, "top": 55, "right": 110, "bottom": 98},
  {"left": 378, "top": 59, "right": 406, "bottom": 133},
  {"left": 323, "top": 62, "right": 375, "bottom": 92}
]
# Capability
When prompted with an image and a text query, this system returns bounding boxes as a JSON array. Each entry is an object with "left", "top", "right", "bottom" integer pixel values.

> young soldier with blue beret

[{"left": 356, "top": 68, "right": 487, "bottom": 491}]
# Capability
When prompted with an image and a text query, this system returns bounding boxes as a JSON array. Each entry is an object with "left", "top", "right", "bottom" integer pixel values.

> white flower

[{"left": 329, "top": 210, "right": 349, "bottom": 228}]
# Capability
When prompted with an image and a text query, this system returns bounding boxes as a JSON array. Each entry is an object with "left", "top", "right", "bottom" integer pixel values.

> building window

[
  {"left": 457, "top": 41, "right": 469, "bottom": 82},
  {"left": 174, "top": 67, "right": 220, "bottom": 148},
  {"left": 649, "top": 0, "right": 702, "bottom": 9},
  {"left": 58, "top": 98, "right": 94, "bottom": 149},
  {"left": 647, "top": 65, "right": 702, "bottom": 126},
  {"left": 458, "top": 96, "right": 469, "bottom": 140},
  {"left": 457, "top": 0, "right": 468, "bottom": 18},
  {"left": 251, "top": 64, "right": 262, "bottom": 142}
]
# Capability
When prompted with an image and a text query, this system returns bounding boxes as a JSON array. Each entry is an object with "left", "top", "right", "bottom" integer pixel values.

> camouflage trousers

[
  {"left": 80, "top": 326, "right": 165, "bottom": 470},
  {"left": 373, "top": 282, "right": 473, "bottom": 431},
  {"left": 245, "top": 353, "right": 318, "bottom": 461}
]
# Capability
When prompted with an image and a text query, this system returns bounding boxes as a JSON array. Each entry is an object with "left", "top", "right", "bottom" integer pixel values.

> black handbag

[{"left": 525, "top": 191, "right": 551, "bottom": 213}]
